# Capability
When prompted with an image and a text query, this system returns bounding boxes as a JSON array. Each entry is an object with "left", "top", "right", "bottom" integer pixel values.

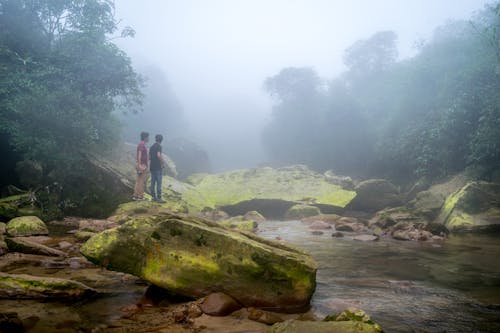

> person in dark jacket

[{"left": 149, "top": 134, "right": 165, "bottom": 202}]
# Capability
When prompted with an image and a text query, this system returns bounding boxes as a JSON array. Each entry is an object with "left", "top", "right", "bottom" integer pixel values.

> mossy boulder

[
  {"left": 0, "top": 202, "right": 17, "bottom": 222},
  {"left": 0, "top": 272, "right": 95, "bottom": 300},
  {"left": 285, "top": 205, "right": 321, "bottom": 220},
  {"left": 436, "top": 181, "right": 500, "bottom": 232},
  {"left": 244, "top": 211, "right": 266, "bottom": 223},
  {"left": 409, "top": 173, "right": 469, "bottom": 220},
  {"left": 346, "top": 179, "right": 402, "bottom": 213},
  {"left": 80, "top": 213, "right": 317, "bottom": 312},
  {"left": 218, "top": 217, "right": 258, "bottom": 232},
  {"left": 183, "top": 165, "right": 356, "bottom": 216},
  {"left": 6, "top": 216, "right": 48, "bottom": 237}
]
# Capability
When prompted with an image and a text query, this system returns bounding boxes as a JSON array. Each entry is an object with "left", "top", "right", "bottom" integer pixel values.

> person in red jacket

[{"left": 133, "top": 131, "right": 149, "bottom": 200}]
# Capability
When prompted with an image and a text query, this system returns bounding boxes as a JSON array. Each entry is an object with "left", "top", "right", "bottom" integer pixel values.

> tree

[{"left": 0, "top": 0, "right": 142, "bottom": 177}]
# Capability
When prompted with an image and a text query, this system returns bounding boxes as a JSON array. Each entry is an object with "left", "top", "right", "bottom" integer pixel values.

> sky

[{"left": 113, "top": 0, "right": 491, "bottom": 171}]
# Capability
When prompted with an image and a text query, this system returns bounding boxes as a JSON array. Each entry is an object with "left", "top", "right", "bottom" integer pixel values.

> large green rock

[
  {"left": 436, "top": 181, "right": 500, "bottom": 232},
  {"left": 0, "top": 272, "right": 95, "bottom": 300},
  {"left": 6, "top": 216, "right": 48, "bottom": 237},
  {"left": 80, "top": 213, "right": 317, "bottom": 312},
  {"left": 183, "top": 165, "right": 356, "bottom": 214},
  {"left": 0, "top": 202, "right": 17, "bottom": 222},
  {"left": 346, "top": 179, "right": 402, "bottom": 213}
]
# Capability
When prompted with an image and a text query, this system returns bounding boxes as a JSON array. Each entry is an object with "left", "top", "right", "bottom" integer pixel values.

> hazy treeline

[{"left": 263, "top": 3, "right": 499, "bottom": 184}]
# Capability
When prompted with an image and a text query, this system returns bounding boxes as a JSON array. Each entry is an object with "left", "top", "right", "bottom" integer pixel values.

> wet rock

[
  {"left": 309, "top": 221, "right": 332, "bottom": 230},
  {"left": 331, "top": 232, "right": 344, "bottom": 238},
  {"left": 0, "top": 203, "right": 17, "bottom": 222},
  {"left": 436, "top": 181, "right": 500, "bottom": 232},
  {"left": 5, "top": 237, "right": 65, "bottom": 257},
  {"left": 0, "top": 312, "right": 24, "bottom": 333},
  {"left": 74, "top": 230, "right": 96, "bottom": 242},
  {"left": 6, "top": 216, "right": 48, "bottom": 237},
  {"left": 80, "top": 213, "right": 317, "bottom": 312},
  {"left": 353, "top": 235, "right": 379, "bottom": 242},
  {"left": 285, "top": 204, "right": 321, "bottom": 220},
  {"left": 323, "top": 170, "right": 355, "bottom": 190},
  {"left": 335, "top": 219, "right": 365, "bottom": 233},
  {"left": 346, "top": 179, "right": 402, "bottom": 213},
  {"left": 0, "top": 223, "right": 6, "bottom": 235},
  {"left": 368, "top": 207, "right": 421, "bottom": 229},
  {"left": 323, "top": 308, "right": 383, "bottom": 333},
  {"left": 270, "top": 319, "right": 383, "bottom": 333},
  {"left": 248, "top": 307, "right": 283, "bottom": 325},
  {"left": 200, "top": 292, "right": 242, "bottom": 316},
  {"left": 187, "top": 302, "right": 203, "bottom": 319},
  {"left": 218, "top": 216, "right": 258, "bottom": 232},
  {"left": 244, "top": 211, "right": 266, "bottom": 223},
  {"left": 311, "top": 231, "right": 324, "bottom": 235},
  {"left": 58, "top": 241, "right": 73, "bottom": 250},
  {"left": 0, "top": 272, "right": 95, "bottom": 300},
  {"left": 0, "top": 237, "right": 7, "bottom": 256}
]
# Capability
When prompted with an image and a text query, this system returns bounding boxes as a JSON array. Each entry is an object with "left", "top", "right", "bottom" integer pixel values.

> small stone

[
  {"left": 58, "top": 241, "right": 73, "bottom": 250},
  {"left": 187, "top": 303, "right": 203, "bottom": 319},
  {"left": 331, "top": 232, "right": 344, "bottom": 238},
  {"left": 311, "top": 231, "right": 324, "bottom": 235},
  {"left": 200, "top": 292, "right": 241, "bottom": 316},
  {"left": 309, "top": 221, "right": 332, "bottom": 230}
]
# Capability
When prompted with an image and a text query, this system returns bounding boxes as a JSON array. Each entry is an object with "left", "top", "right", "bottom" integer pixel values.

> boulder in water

[
  {"left": 80, "top": 213, "right": 317, "bottom": 312},
  {"left": 285, "top": 205, "right": 321, "bottom": 220},
  {"left": 346, "top": 179, "right": 402, "bottom": 213},
  {"left": 436, "top": 181, "right": 500, "bottom": 232}
]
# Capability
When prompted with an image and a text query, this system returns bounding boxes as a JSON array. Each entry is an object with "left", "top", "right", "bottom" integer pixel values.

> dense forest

[
  {"left": 0, "top": 0, "right": 142, "bottom": 189},
  {"left": 262, "top": 4, "right": 499, "bottom": 184}
]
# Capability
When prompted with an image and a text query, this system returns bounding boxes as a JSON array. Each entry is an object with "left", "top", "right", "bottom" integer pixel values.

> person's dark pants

[{"left": 150, "top": 169, "right": 162, "bottom": 200}]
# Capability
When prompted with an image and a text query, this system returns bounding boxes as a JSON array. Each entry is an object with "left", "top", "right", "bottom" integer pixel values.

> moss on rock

[
  {"left": 285, "top": 205, "right": 321, "bottom": 220},
  {"left": 436, "top": 181, "right": 500, "bottom": 232},
  {"left": 0, "top": 272, "right": 95, "bottom": 300},
  {"left": 6, "top": 216, "right": 48, "bottom": 237},
  {"left": 80, "top": 212, "right": 317, "bottom": 312},
  {"left": 0, "top": 202, "right": 18, "bottom": 222}
]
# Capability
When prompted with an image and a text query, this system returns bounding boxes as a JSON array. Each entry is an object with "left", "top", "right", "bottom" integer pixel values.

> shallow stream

[{"left": 258, "top": 220, "right": 500, "bottom": 332}]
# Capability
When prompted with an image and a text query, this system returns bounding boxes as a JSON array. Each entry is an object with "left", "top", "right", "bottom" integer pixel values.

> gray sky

[{"left": 114, "top": 0, "right": 490, "bottom": 171}]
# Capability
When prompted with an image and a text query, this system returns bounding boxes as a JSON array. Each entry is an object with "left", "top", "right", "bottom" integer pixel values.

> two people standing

[{"left": 133, "top": 131, "right": 165, "bottom": 202}]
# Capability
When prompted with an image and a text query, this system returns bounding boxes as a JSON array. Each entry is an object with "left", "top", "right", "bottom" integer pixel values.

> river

[{"left": 257, "top": 220, "right": 500, "bottom": 333}]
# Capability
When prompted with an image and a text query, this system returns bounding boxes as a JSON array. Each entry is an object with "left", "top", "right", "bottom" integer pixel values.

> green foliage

[
  {"left": 262, "top": 3, "right": 500, "bottom": 183},
  {"left": 0, "top": 0, "right": 142, "bottom": 178}
]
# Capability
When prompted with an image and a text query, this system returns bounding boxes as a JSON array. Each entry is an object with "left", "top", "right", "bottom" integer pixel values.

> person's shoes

[
  {"left": 156, "top": 199, "right": 166, "bottom": 203},
  {"left": 132, "top": 196, "right": 140, "bottom": 201}
]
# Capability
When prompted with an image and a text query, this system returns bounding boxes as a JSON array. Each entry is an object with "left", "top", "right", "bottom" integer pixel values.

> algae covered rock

[
  {"left": 80, "top": 213, "right": 317, "bottom": 312},
  {"left": 285, "top": 205, "right": 321, "bottom": 220},
  {"left": 270, "top": 319, "right": 383, "bottom": 333},
  {"left": 436, "top": 181, "right": 500, "bottom": 232},
  {"left": 346, "top": 179, "right": 402, "bottom": 212},
  {"left": 218, "top": 217, "right": 258, "bottom": 232},
  {"left": 0, "top": 272, "right": 95, "bottom": 300},
  {"left": 0, "top": 202, "right": 17, "bottom": 222},
  {"left": 6, "top": 216, "right": 48, "bottom": 237},
  {"left": 183, "top": 165, "right": 356, "bottom": 215}
]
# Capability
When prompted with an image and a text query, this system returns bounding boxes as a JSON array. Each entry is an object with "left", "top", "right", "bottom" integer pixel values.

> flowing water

[{"left": 257, "top": 220, "right": 500, "bottom": 333}]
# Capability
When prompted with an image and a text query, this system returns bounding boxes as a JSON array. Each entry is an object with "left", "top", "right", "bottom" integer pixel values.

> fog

[{"left": 113, "top": 0, "right": 490, "bottom": 172}]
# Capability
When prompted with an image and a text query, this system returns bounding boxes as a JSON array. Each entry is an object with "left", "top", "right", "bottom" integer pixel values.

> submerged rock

[
  {"left": 0, "top": 272, "right": 95, "bottom": 300},
  {"left": 80, "top": 213, "right": 317, "bottom": 312},
  {"left": 6, "top": 216, "right": 48, "bottom": 237},
  {"left": 436, "top": 181, "right": 500, "bottom": 232}
]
